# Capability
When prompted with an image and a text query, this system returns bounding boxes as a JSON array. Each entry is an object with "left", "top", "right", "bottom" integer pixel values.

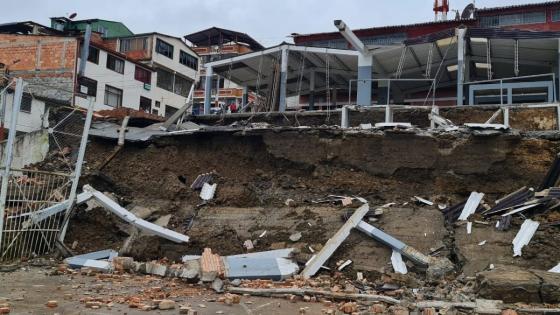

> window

[
  {"left": 156, "top": 68, "right": 174, "bottom": 92},
  {"left": 106, "top": 55, "right": 125, "bottom": 74},
  {"left": 20, "top": 93, "right": 32, "bottom": 113},
  {"left": 79, "top": 77, "right": 97, "bottom": 97},
  {"left": 87, "top": 46, "right": 99, "bottom": 64},
  {"left": 97, "top": 25, "right": 109, "bottom": 37},
  {"left": 104, "top": 85, "right": 123, "bottom": 107},
  {"left": 156, "top": 39, "right": 174, "bottom": 59},
  {"left": 553, "top": 9, "right": 560, "bottom": 22},
  {"left": 480, "top": 11, "right": 546, "bottom": 27},
  {"left": 165, "top": 105, "right": 178, "bottom": 118},
  {"left": 134, "top": 66, "right": 152, "bottom": 84},
  {"left": 174, "top": 75, "right": 192, "bottom": 97},
  {"left": 139, "top": 96, "right": 151, "bottom": 113},
  {"left": 120, "top": 37, "right": 148, "bottom": 52},
  {"left": 155, "top": 101, "right": 160, "bottom": 108},
  {"left": 180, "top": 51, "right": 198, "bottom": 70}
]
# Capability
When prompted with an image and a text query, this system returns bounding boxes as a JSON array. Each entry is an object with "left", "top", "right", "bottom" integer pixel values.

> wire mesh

[
  {"left": 47, "top": 107, "right": 87, "bottom": 173},
  {"left": 0, "top": 169, "right": 72, "bottom": 262}
]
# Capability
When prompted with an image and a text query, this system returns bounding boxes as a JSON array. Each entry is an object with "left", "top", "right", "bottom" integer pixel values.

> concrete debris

[
  {"left": 391, "top": 251, "right": 408, "bottom": 275},
  {"left": 200, "top": 183, "right": 217, "bottom": 201},
  {"left": 289, "top": 232, "right": 302, "bottom": 242},
  {"left": 243, "top": 240, "right": 254, "bottom": 251},
  {"left": 64, "top": 249, "right": 119, "bottom": 272},
  {"left": 478, "top": 240, "right": 487, "bottom": 246},
  {"left": 375, "top": 123, "right": 413, "bottom": 129},
  {"left": 467, "top": 221, "right": 473, "bottom": 234},
  {"left": 359, "top": 123, "right": 373, "bottom": 130},
  {"left": 226, "top": 287, "right": 400, "bottom": 304},
  {"left": 512, "top": 219, "right": 540, "bottom": 257},
  {"left": 477, "top": 265, "right": 560, "bottom": 303}
]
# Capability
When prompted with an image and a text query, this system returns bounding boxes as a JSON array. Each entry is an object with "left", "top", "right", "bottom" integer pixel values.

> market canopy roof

[
  {"left": 205, "top": 28, "right": 560, "bottom": 99},
  {"left": 185, "top": 27, "right": 264, "bottom": 51}
]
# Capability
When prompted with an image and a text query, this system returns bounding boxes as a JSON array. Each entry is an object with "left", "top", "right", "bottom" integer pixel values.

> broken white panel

[
  {"left": 301, "top": 203, "right": 370, "bottom": 278},
  {"left": 512, "top": 219, "right": 540, "bottom": 257},
  {"left": 549, "top": 263, "right": 560, "bottom": 273},
  {"left": 64, "top": 257, "right": 112, "bottom": 272},
  {"left": 478, "top": 240, "right": 487, "bottom": 246},
  {"left": 337, "top": 260, "right": 352, "bottom": 271},
  {"left": 458, "top": 192, "right": 484, "bottom": 221},
  {"left": 83, "top": 185, "right": 189, "bottom": 243},
  {"left": 501, "top": 203, "right": 540, "bottom": 217},
  {"left": 467, "top": 222, "right": 473, "bottom": 234},
  {"left": 391, "top": 250, "right": 408, "bottom": 274},
  {"left": 359, "top": 123, "right": 373, "bottom": 130},
  {"left": 200, "top": 183, "right": 217, "bottom": 201},
  {"left": 229, "top": 248, "right": 294, "bottom": 260},
  {"left": 414, "top": 196, "right": 434, "bottom": 206}
]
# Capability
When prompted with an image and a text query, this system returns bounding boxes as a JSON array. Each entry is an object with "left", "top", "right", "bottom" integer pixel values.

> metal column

[
  {"left": 0, "top": 78, "right": 24, "bottom": 248},
  {"left": 58, "top": 97, "right": 96, "bottom": 242},
  {"left": 456, "top": 28, "right": 466, "bottom": 106},
  {"left": 357, "top": 54, "right": 373, "bottom": 107},
  {"left": 203, "top": 66, "right": 213, "bottom": 115},
  {"left": 309, "top": 71, "right": 315, "bottom": 110},
  {"left": 279, "top": 47, "right": 289, "bottom": 112}
]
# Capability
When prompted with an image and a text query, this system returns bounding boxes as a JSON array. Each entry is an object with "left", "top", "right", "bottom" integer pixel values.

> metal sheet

[
  {"left": 549, "top": 263, "right": 560, "bottom": 273},
  {"left": 464, "top": 123, "right": 509, "bottom": 130},
  {"left": 200, "top": 183, "right": 217, "bottom": 201},
  {"left": 225, "top": 257, "right": 298, "bottom": 281},
  {"left": 458, "top": 192, "right": 484, "bottom": 221},
  {"left": 512, "top": 219, "right": 540, "bottom": 257}
]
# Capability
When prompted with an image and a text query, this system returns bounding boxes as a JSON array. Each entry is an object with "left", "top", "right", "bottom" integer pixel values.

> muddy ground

[{"left": 61, "top": 127, "right": 560, "bottom": 283}]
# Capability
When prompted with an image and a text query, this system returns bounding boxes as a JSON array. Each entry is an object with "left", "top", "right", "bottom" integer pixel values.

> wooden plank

[{"left": 301, "top": 203, "right": 369, "bottom": 278}]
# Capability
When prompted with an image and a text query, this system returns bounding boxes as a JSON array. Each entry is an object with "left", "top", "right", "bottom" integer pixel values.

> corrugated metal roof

[
  {"left": 512, "top": 219, "right": 540, "bottom": 257},
  {"left": 476, "top": 1, "right": 560, "bottom": 13}
]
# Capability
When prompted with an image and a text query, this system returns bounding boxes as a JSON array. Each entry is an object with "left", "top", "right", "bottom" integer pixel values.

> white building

[
  {"left": 75, "top": 33, "right": 200, "bottom": 118},
  {"left": 108, "top": 33, "right": 200, "bottom": 117}
]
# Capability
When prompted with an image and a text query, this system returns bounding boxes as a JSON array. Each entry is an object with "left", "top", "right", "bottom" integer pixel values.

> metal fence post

[
  {"left": 0, "top": 78, "right": 23, "bottom": 250},
  {"left": 58, "top": 97, "right": 95, "bottom": 242}
]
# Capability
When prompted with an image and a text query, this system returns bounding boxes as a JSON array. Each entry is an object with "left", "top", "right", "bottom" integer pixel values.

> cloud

[{"left": 0, "top": 0, "right": 548, "bottom": 46}]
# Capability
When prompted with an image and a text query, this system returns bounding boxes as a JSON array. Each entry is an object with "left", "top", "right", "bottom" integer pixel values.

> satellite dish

[
  {"left": 68, "top": 13, "right": 78, "bottom": 20},
  {"left": 461, "top": 3, "right": 476, "bottom": 19}
]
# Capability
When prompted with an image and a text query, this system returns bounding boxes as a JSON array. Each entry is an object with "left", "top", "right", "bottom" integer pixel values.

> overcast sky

[{"left": 0, "top": 0, "right": 548, "bottom": 46}]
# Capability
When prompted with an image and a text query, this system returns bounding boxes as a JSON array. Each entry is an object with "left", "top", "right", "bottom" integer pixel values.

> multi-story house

[
  {"left": 105, "top": 33, "right": 200, "bottom": 117},
  {"left": 185, "top": 27, "right": 263, "bottom": 114}
]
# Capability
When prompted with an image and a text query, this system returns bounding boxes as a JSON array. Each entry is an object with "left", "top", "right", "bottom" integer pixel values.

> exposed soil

[{"left": 62, "top": 127, "right": 560, "bottom": 285}]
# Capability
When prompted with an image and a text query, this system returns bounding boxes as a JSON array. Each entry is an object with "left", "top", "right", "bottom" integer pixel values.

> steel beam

[{"left": 0, "top": 78, "right": 23, "bottom": 249}]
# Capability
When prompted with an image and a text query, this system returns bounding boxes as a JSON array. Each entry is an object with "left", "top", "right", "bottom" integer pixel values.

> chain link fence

[{"left": 0, "top": 78, "right": 93, "bottom": 263}]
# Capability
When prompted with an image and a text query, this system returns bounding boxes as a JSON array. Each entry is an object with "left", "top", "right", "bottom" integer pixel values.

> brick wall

[{"left": 0, "top": 34, "right": 78, "bottom": 103}]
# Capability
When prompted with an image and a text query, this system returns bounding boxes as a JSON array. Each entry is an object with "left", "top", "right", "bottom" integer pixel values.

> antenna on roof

[
  {"left": 68, "top": 13, "right": 77, "bottom": 20},
  {"left": 461, "top": 2, "right": 476, "bottom": 19}
]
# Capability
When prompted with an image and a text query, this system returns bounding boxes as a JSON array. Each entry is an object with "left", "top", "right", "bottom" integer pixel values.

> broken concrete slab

[
  {"left": 391, "top": 251, "right": 407, "bottom": 275},
  {"left": 477, "top": 265, "right": 560, "bottom": 303}
]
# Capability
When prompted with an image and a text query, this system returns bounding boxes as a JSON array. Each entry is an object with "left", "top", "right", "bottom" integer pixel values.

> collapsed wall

[{"left": 72, "top": 127, "right": 560, "bottom": 281}]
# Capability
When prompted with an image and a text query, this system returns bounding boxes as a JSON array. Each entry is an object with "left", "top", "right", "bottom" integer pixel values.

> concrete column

[
  {"left": 279, "top": 47, "right": 289, "bottom": 112},
  {"left": 557, "top": 39, "right": 560, "bottom": 102},
  {"left": 309, "top": 71, "right": 315, "bottom": 111},
  {"left": 456, "top": 28, "right": 466, "bottom": 106},
  {"left": 242, "top": 85, "right": 248, "bottom": 109},
  {"left": 203, "top": 66, "right": 213, "bottom": 115},
  {"left": 357, "top": 53, "right": 373, "bottom": 107}
]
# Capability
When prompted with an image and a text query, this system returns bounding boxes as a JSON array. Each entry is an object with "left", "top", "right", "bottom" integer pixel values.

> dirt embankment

[{"left": 66, "top": 128, "right": 560, "bottom": 279}]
